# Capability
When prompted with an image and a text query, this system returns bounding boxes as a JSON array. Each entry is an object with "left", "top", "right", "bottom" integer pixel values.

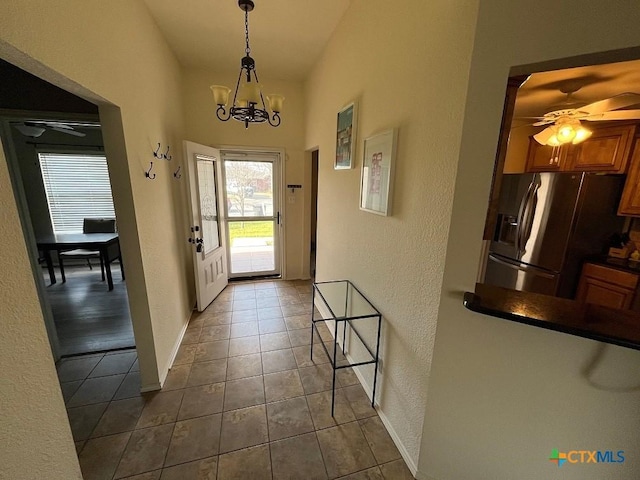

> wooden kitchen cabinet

[
  {"left": 566, "top": 124, "right": 635, "bottom": 172},
  {"left": 525, "top": 124, "right": 636, "bottom": 173},
  {"left": 524, "top": 141, "right": 566, "bottom": 172},
  {"left": 575, "top": 262, "right": 639, "bottom": 310},
  {"left": 618, "top": 138, "right": 640, "bottom": 215}
]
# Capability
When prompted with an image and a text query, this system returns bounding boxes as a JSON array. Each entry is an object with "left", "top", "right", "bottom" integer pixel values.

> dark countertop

[
  {"left": 584, "top": 255, "right": 640, "bottom": 275},
  {"left": 464, "top": 283, "right": 640, "bottom": 351}
]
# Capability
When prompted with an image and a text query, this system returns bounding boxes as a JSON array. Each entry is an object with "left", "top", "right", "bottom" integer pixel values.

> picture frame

[
  {"left": 335, "top": 102, "right": 357, "bottom": 169},
  {"left": 359, "top": 128, "right": 397, "bottom": 216}
]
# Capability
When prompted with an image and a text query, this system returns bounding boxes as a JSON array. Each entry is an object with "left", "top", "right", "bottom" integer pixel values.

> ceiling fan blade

[
  {"left": 578, "top": 93, "right": 640, "bottom": 115},
  {"left": 533, "top": 127, "right": 556, "bottom": 145},
  {"left": 583, "top": 110, "right": 640, "bottom": 121},
  {"left": 532, "top": 119, "right": 553, "bottom": 127},
  {"left": 50, "top": 126, "right": 86, "bottom": 137}
]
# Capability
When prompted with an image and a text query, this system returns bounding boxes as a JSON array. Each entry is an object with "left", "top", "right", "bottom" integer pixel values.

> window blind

[{"left": 38, "top": 152, "right": 115, "bottom": 234}]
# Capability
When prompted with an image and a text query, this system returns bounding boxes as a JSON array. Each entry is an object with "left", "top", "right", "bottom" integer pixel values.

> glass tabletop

[{"left": 313, "top": 280, "right": 380, "bottom": 319}]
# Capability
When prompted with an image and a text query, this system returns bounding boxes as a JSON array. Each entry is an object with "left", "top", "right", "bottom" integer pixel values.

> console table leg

[
  {"left": 371, "top": 315, "right": 382, "bottom": 408},
  {"left": 332, "top": 319, "right": 338, "bottom": 417}
]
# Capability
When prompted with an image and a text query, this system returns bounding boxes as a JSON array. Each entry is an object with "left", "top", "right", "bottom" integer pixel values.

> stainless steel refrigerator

[{"left": 484, "top": 172, "right": 625, "bottom": 298}]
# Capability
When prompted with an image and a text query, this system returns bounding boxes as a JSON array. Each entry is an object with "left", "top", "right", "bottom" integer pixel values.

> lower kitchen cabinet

[{"left": 575, "top": 262, "right": 639, "bottom": 310}]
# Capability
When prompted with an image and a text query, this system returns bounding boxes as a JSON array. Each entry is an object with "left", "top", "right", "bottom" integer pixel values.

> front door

[
  {"left": 222, "top": 151, "right": 282, "bottom": 278},
  {"left": 184, "top": 141, "right": 228, "bottom": 311}
]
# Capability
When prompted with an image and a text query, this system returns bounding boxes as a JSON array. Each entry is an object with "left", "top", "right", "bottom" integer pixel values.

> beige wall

[
  {"left": 304, "top": 0, "right": 478, "bottom": 468},
  {"left": 182, "top": 69, "right": 308, "bottom": 279},
  {"left": 0, "top": 139, "right": 82, "bottom": 479},
  {"left": 420, "top": 2, "right": 640, "bottom": 480},
  {"left": 0, "top": 5, "right": 192, "bottom": 478}
]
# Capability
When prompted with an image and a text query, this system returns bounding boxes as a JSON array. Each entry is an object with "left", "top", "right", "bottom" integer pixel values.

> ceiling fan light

[
  {"left": 556, "top": 124, "right": 576, "bottom": 144},
  {"left": 572, "top": 127, "right": 592, "bottom": 144},
  {"left": 546, "top": 135, "right": 561, "bottom": 147}
]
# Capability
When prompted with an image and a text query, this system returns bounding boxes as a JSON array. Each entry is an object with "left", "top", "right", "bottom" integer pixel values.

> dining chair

[{"left": 59, "top": 218, "right": 116, "bottom": 281}]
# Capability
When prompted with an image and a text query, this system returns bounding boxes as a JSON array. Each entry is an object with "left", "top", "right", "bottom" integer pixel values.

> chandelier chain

[{"left": 245, "top": 10, "right": 250, "bottom": 55}]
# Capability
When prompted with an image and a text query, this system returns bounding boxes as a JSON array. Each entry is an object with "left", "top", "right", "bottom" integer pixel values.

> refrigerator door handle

[
  {"left": 518, "top": 180, "right": 540, "bottom": 255},
  {"left": 516, "top": 180, "right": 535, "bottom": 255},
  {"left": 488, "top": 253, "right": 556, "bottom": 279}
]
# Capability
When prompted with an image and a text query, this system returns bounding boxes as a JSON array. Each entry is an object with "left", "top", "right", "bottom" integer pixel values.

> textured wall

[
  {"left": 421, "top": 1, "right": 640, "bottom": 479},
  {"left": 0, "top": 140, "right": 82, "bottom": 479},
  {"left": 304, "top": 0, "right": 478, "bottom": 468},
  {"left": 182, "top": 69, "right": 308, "bottom": 279}
]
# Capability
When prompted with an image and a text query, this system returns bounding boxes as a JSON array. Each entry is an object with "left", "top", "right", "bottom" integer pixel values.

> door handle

[
  {"left": 188, "top": 237, "right": 204, "bottom": 252},
  {"left": 277, "top": 211, "right": 281, "bottom": 225},
  {"left": 515, "top": 181, "right": 534, "bottom": 255},
  {"left": 488, "top": 253, "right": 556, "bottom": 279}
]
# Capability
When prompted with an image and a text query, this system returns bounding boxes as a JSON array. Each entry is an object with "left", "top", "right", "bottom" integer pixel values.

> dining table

[{"left": 37, "top": 233, "right": 124, "bottom": 291}]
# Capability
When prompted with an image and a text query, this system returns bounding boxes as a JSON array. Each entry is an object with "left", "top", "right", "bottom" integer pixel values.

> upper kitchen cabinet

[
  {"left": 618, "top": 138, "right": 640, "bottom": 216},
  {"left": 525, "top": 124, "right": 636, "bottom": 173},
  {"left": 524, "top": 141, "right": 567, "bottom": 172},
  {"left": 566, "top": 124, "right": 635, "bottom": 172}
]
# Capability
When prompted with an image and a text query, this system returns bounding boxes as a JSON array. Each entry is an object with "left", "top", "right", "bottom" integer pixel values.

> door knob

[{"left": 188, "top": 237, "right": 204, "bottom": 253}]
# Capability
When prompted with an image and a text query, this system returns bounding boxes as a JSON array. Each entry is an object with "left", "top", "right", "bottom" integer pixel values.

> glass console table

[{"left": 311, "top": 280, "right": 382, "bottom": 416}]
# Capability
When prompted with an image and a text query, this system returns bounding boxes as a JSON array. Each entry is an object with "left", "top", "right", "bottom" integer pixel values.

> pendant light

[{"left": 210, "top": 0, "right": 284, "bottom": 129}]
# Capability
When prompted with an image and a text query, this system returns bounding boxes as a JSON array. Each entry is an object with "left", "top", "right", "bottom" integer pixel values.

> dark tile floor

[{"left": 57, "top": 279, "right": 415, "bottom": 479}]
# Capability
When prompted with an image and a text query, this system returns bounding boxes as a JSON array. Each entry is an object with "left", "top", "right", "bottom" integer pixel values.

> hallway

[{"left": 58, "top": 279, "right": 413, "bottom": 479}]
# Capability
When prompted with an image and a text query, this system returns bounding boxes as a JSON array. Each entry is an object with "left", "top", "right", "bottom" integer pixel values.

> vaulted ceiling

[{"left": 142, "top": 0, "right": 352, "bottom": 81}]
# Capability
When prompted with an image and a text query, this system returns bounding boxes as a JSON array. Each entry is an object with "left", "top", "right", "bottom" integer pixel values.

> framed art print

[
  {"left": 360, "top": 128, "right": 397, "bottom": 216},
  {"left": 335, "top": 102, "right": 357, "bottom": 169}
]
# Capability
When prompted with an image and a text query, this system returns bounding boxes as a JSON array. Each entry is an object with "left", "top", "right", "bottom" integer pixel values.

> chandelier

[{"left": 210, "top": 0, "right": 284, "bottom": 129}]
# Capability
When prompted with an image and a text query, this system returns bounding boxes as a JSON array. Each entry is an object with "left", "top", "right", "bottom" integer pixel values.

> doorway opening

[
  {"left": 221, "top": 149, "right": 283, "bottom": 279},
  {"left": 0, "top": 59, "right": 134, "bottom": 359}
]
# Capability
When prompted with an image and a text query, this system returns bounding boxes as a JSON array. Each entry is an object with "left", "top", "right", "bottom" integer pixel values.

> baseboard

[
  {"left": 140, "top": 382, "right": 161, "bottom": 393},
  {"left": 157, "top": 311, "right": 191, "bottom": 389},
  {"left": 313, "top": 297, "right": 420, "bottom": 478}
]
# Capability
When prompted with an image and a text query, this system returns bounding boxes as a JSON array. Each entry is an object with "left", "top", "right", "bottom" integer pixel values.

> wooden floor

[{"left": 43, "top": 264, "right": 134, "bottom": 356}]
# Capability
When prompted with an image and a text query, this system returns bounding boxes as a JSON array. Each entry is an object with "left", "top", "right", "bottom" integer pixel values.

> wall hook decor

[
  {"left": 173, "top": 165, "right": 182, "bottom": 179},
  {"left": 163, "top": 145, "right": 172, "bottom": 161},
  {"left": 153, "top": 142, "right": 162, "bottom": 159},
  {"left": 145, "top": 161, "right": 156, "bottom": 179}
]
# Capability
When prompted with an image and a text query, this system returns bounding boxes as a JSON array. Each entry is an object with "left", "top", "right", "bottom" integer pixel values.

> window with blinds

[{"left": 38, "top": 152, "right": 115, "bottom": 234}]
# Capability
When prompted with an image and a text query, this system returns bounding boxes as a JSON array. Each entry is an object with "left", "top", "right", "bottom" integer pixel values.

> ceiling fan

[
  {"left": 13, "top": 120, "right": 87, "bottom": 138},
  {"left": 523, "top": 92, "right": 640, "bottom": 146}
]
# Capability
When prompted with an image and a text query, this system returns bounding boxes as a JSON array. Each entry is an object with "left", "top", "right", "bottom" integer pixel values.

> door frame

[{"left": 219, "top": 145, "right": 286, "bottom": 279}]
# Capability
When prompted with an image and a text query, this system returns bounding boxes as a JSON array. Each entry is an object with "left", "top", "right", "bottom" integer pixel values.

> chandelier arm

[
  {"left": 252, "top": 70, "right": 269, "bottom": 111},
  {"left": 231, "top": 67, "right": 243, "bottom": 108},
  {"left": 216, "top": 105, "right": 232, "bottom": 122},
  {"left": 267, "top": 112, "right": 281, "bottom": 127}
]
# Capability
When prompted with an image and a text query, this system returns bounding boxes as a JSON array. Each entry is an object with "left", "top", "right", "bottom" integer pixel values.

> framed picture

[
  {"left": 359, "top": 129, "right": 397, "bottom": 216},
  {"left": 335, "top": 102, "right": 357, "bottom": 169}
]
